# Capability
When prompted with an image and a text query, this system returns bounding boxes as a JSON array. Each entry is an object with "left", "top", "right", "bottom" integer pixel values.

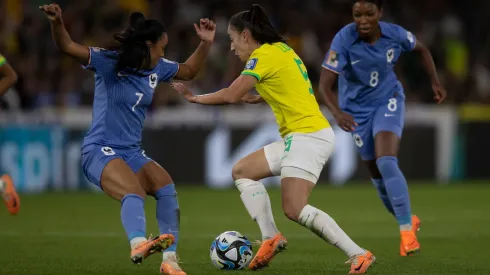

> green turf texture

[{"left": 1, "top": 183, "right": 489, "bottom": 275}]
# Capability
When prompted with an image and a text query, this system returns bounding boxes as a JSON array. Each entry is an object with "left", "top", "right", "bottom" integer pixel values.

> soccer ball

[{"left": 210, "top": 231, "right": 254, "bottom": 270}]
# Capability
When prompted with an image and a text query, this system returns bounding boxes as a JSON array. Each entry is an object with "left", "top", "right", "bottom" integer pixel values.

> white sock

[
  {"left": 130, "top": 237, "right": 147, "bottom": 250},
  {"left": 0, "top": 179, "right": 5, "bottom": 193},
  {"left": 299, "top": 205, "right": 365, "bottom": 257},
  {"left": 235, "top": 179, "right": 279, "bottom": 240}
]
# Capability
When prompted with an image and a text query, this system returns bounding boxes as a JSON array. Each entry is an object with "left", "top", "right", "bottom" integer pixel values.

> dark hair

[
  {"left": 113, "top": 12, "right": 166, "bottom": 73},
  {"left": 352, "top": 0, "right": 384, "bottom": 9},
  {"left": 229, "top": 4, "right": 286, "bottom": 44}
]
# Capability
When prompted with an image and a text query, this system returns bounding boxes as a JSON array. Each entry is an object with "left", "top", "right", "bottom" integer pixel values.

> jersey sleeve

[
  {"left": 322, "top": 31, "right": 348, "bottom": 74},
  {"left": 241, "top": 52, "right": 272, "bottom": 81},
  {"left": 0, "top": 54, "right": 7, "bottom": 67},
  {"left": 82, "top": 47, "right": 113, "bottom": 72},
  {"left": 396, "top": 25, "right": 416, "bottom": 52},
  {"left": 157, "top": 58, "right": 179, "bottom": 83}
]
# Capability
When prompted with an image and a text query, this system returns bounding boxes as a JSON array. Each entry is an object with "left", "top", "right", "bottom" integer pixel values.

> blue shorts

[
  {"left": 350, "top": 96, "right": 405, "bottom": 161},
  {"left": 81, "top": 145, "right": 152, "bottom": 188}
]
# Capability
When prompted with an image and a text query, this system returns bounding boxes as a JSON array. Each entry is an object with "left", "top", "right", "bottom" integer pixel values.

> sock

[
  {"left": 0, "top": 179, "right": 5, "bottom": 193},
  {"left": 235, "top": 179, "right": 279, "bottom": 240},
  {"left": 121, "top": 194, "right": 147, "bottom": 246},
  {"left": 130, "top": 237, "right": 147, "bottom": 250},
  {"left": 155, "top": 184, "right": 180, "bottom": 252},
  {"left": 299, "top": 205, "right": 365, "bottom": 257},
  {"left": 376, "top": 156, "right": 412, "bottom": 230},
  {"left": 371, "top": 178, "right": 395, "bottom": 215}
]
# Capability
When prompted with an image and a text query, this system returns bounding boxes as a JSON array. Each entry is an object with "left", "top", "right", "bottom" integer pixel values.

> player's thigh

[
  {"left": 351, "top": 117, "right": 376, "bottom": 161},
  {"left": 231, "top": 141, "right": 283, "bottom": 181},
  {"left": 372, "top": 96, "right": 405, "bottom": 157},
  {"left": 136, "top": 161, "right": 174, "bottom": 196},
  {"left": 100, "top": 158, "right": 145, "bottom": 201},
  {"left": 281, "top": 127, "right": 335, "bottom": 184},
  {"left": 82, "top": 146, "right": 142, "bottom": 199}
]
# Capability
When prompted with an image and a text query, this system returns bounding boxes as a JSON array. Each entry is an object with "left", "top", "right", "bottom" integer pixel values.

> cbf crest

[
  {"left": 149, "top": 73, "right": 158, "bottom": 89},
  {"left": 387, "top": 48, "right": 395, "bottom": 63}
]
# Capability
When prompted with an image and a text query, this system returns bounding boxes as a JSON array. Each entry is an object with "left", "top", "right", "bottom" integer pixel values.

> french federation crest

[
  {"left": 149, "top": 73, "right": 158, "bottom": 89},
  {"left": 387, "top": 48, "right": 394, "bottom": 63}
]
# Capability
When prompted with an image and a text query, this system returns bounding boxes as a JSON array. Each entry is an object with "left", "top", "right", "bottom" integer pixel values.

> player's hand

[
  {"left": 39, "top": 3, "right": 63, "bottom": 22},
  {"left": 241, "top": 94, "right": 263, "bottom": 104},
  {"left": 171, "top": 82, "right": 196, "bottom": 103},
  {"left": 194, "top": 18, "right": 216, "bottom": 43},
  {"left": 432, "top": 82, "right": 447, "bottom": 104},
  {"left": 333, "top": 111, "right": 357, "bottom": 132}
]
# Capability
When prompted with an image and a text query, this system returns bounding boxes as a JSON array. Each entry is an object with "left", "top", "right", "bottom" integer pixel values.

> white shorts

[{"left": 263, "top": 127, "right": 335, "bottom": 183}]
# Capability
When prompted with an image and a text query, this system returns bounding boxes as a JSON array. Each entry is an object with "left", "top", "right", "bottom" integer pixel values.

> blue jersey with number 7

[
  {"left": 81, "top": 47, "right": 179, "bottom": 153},
  {"left": 322, "top": 22, "right": 416, "bottom": 118}
]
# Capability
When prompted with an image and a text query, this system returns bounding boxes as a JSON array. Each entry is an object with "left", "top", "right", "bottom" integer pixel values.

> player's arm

[
  {"left": 171, "top": 75, "right": 257, "bottom": 105},
  {"left": 241, "top": 93, "right": 264, "bottom": 104},
  {"left": 0, "top": 56, "right": 18, "bottom": 96},
  {"left": 174, "top": 19, "right": 216, "bottom": 81},
  {"left": 412, "top": 39, "right": 447, "bottom": 103},
  {"left": 319, "top": 68, "right": 341, "bottom": 116},
  {"left": 40, "top": 4, "right": 89, "bottom": 65}
]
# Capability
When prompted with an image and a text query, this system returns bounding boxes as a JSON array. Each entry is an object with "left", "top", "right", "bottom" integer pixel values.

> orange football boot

[
  {"left": 248, "top": 233, "right": 288, "bottom": 270},
  {"left": 0, "top": 174, "right": 20, "bottom": 215},
  {"left": 130, "top": 234, "right": 175, "bottom": 264},
  {"left": 400, "top": 215, "right": 421, "bottom": 256},
  {"left": 160, "top": 252, "right": 186, "bottom": 275},
  {"left": 347, "top": 250, "right": 376, "bottom": 274}
]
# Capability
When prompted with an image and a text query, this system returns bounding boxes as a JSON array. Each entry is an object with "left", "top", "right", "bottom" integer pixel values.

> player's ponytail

[
  {"left": 230, "top": 4, "right": 286, "bottom": 45},
  {"left": 113, "top": 12, "right": 166, "bottom": 73}
]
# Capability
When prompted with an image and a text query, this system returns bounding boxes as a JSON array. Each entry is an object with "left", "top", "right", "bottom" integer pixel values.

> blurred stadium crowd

[{"left": 0, "top": 0, "right": 489, "bottom": 110}]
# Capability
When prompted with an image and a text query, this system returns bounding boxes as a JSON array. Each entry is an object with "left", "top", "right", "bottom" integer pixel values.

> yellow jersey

[{"left": 241, "top": 42, "right": 330, "bottom": 137}]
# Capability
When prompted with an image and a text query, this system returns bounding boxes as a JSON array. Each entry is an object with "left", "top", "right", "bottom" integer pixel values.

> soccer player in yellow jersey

[
  {"left": 0, "top": 53, "right": 20, "bottom": 215},
  {"left": 172, "top": 5, "right": 375, "bottom": 274}
]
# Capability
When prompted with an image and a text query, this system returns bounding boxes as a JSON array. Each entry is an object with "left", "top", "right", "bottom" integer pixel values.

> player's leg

[
  {"left": 231, "top": 142, "right": 281, "bottom": 241},
  {"left": 82, "top": 147, "right": 173, "bottom": 264},
  {"left": 249, "top": 128, "right": 375, "bottom": 273},
  {"left": 364, "top": 160, "right": 395, "bottom": 215},
  {"left": 372, "top": 97, "right": 420, "bottom": 256},
  {"left": 0, "top": 174, "right": 20, "bottom": 215},
  {"left": 352, "top": 115, "right": 395, "bottom": 216},
  {"left": 131, "top": 152, "right": 185, "bottom": 275}
]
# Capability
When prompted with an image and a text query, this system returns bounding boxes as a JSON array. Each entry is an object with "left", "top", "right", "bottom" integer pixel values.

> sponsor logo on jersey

[{"left": 387, "top": 48, "right": 395, "bottom": 63}]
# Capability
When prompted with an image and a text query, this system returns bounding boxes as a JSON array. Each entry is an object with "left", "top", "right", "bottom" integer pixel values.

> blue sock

[
  {"left": 376, "top": 156, "right": 412, "bottom": 227},
  {"left": 121, "top": 194, "right": 146, "bottom": 241},
  {"left": 371, "top": 178, "right": 395, "bottom": 216},
  {"left": 155, "top": 184, "right": 180, "bottom": 252}
]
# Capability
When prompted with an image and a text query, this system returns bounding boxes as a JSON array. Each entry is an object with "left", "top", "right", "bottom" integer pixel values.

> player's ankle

[
  {"left": 130, "top": 237, "right": 147, "bottom": 250},
  {"left": 400, "top": 224, "right": 412, "bottom": 231}
]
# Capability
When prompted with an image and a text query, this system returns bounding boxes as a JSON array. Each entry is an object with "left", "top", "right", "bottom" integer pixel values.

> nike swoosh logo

[
  {"left": 355, "top": 261, "right": 365, "bottom": 271},
  {"left": 384, "top": 113, "right": 395, "bottom": 117},
  {"left": 351, "top": 60, "right": 362, "bottom": 65}
]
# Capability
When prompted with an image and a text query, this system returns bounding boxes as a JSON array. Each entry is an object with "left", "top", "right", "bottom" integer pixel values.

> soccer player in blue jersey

[
  {"left": 320, "top": 0, "right": 447, "bottom": 256},
  {"left": 0, "top": 54, "right": 20, "bottom": 215},
  {"left": 40, "top": 4, "right": 215, "bottom": 274}
]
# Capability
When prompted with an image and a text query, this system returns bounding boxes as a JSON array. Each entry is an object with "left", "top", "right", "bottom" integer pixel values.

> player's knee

[
  {"left": 376, "top": 156, "right": 399, "bottom": 176},
  {"left": 282, "top": 201, "right": 305, "bottom": 222},
  {"left": 231, "top": 160, "right": 247, "bottom": 181}
]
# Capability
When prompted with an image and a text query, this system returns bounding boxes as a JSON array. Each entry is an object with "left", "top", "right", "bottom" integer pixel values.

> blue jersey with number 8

[
  {"left": 81, "top": 47, "right": 179, "bottom": 153},
  {"left": 322, "top": 22, "right": 416, "bottom": 118}
]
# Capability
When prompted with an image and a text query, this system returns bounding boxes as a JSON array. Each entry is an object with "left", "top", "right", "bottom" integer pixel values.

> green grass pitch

[{"left": 1, "top": 183, "right": 489, "bottom": 275}]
